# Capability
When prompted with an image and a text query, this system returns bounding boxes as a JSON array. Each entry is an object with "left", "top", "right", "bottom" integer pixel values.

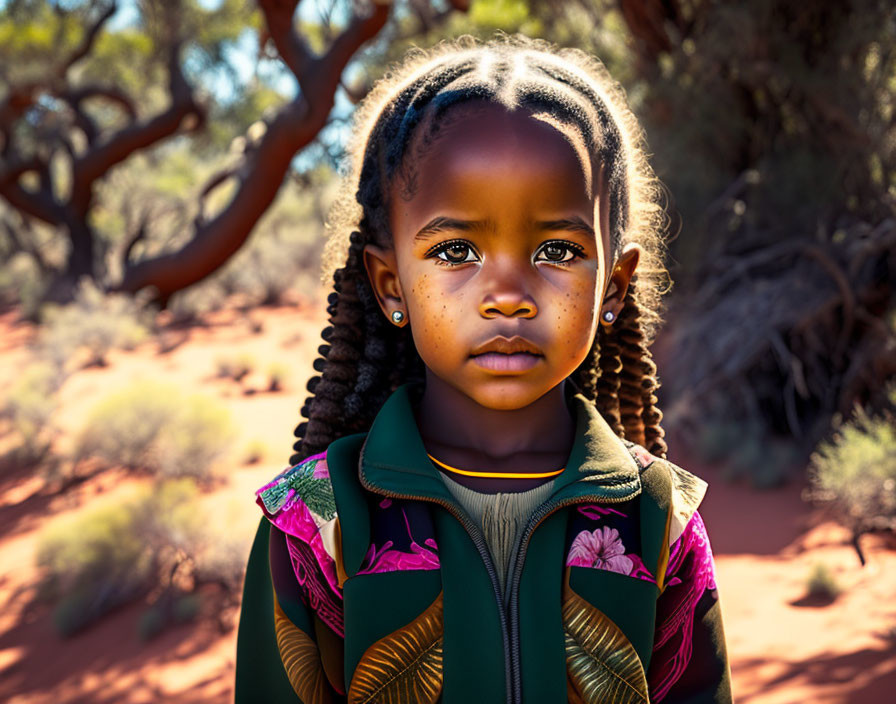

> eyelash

[
  {"left": 424, "top": 239, "right": 586, "bottom": 267},
  {"left": 425, "top": 239, "right": 479, "bottom": 266},
  {"left": 536, "top": 240, "right": 586, "bottom": 265}
]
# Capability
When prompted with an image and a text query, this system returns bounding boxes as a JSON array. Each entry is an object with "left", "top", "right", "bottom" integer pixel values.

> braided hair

[{"left": 290, "top": 34, "right": 671, "bottom": 465}]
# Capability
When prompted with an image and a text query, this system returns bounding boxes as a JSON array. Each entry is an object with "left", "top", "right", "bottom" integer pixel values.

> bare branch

[
  {"left": 312, "top": 1, "right": 392, "bottom": 103},
  {"left": 109, "top": 0, "right": 468, "bottom": 305},
  {"left": 195, "top": 168, "right": 239, "bottom": 226},
  {"left": 257, "top": 0, "right": 314, "bottom": 83},
  {"left": 60, "top": 85, "right": 137, "bottom": 120},
  {"left": 113, "top": 98, "right": 307, "bottom": 302},
  {"left": 58, "top": 85, "right": 137, "bottom": 145},
  {"left": 0, "top": 156, "right": 43, "bottom": 190},
  {"left": 69, "top": 41, "right": 204, "bottom": 217},
  {"left": 59, "top": 2, "right": 118, "bottom": 78},
  {"left": 121, "top": 208, "right": 150, "bottom": 268},
  {"left": 0, "top": 183, "right": 66, "bottom": 226}
]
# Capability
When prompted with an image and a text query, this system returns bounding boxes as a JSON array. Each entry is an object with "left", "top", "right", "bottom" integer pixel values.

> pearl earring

[
  {"left": 391, "top": 310, "right": 405, "bottom": 325},
  {"left": 602, "top": 311, "right": 615, "bottom": 323}
]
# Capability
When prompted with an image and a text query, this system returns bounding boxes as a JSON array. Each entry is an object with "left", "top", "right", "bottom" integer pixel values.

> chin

[{"left": 463, "top": 379, "right": 556, "bottom": 412}]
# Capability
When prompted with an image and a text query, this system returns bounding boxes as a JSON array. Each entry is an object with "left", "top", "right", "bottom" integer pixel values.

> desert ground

[{"left": 1, "top": 298, "right": 894, "bottom": 703}]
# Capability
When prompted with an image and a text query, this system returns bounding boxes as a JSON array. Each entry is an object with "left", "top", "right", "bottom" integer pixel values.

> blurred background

[{"left": 0, "top": 0, "right": 894, "bottom": 701}]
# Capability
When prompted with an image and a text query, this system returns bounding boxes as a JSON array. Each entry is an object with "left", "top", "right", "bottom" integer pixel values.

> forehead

[{"left": 389, "top": 102, "right": 598, "bottom": 220}]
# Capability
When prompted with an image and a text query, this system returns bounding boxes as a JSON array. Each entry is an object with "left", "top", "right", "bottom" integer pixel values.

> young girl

[{"left": 235, "top": 35, "right": 732, "bottom": 704}]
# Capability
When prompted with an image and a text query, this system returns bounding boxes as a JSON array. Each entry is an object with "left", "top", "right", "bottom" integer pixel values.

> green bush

[
  {"left": 807, "top": 400, "right": 896, "bottom": 534},
  {"left": 806, "top": 563, "right": 842, "bottom": 601},
  {"left": 74, "top": 381, "right": 174, "bottom": 470},
  {"left": 154, "top": 393, "right": 234, "bottom": 481},
  {"left": 75, "top": 381, "right": 234, "bottom": 482},
  {"left": 38, "top": 279, "right": 153, "bottom": 369},
  {"left": 1, "top": 361, "right": 63, "bottom": 464},
  {"left": 36, "top": 479, "right": 202, "bottom": 636}
]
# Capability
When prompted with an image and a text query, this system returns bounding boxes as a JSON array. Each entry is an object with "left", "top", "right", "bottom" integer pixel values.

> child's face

[{"left": 365, "top": 102, "right": 638, "bottom": 411}]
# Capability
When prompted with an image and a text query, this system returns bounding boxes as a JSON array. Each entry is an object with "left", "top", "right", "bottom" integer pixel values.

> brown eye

[
  {"left": 431, "top": 240, "right": 478, "bottom": 264},
  {"left": 535, "top": 241, "right": 582, "bottom": 263}
]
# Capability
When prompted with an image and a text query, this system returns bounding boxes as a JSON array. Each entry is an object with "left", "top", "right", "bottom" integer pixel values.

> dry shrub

[
  {"left": 806, "top": 383, "right": 896, "bottom": 563},
  {"left": 38, "top": 279, "right": 153, "bottom": 369},
  {"left": 74, "top": 381, "right": 234, "bottom": 483},
  {"left": 37, "top": 478, "right": 247, "bottom": 638},
  {"left": 36, "top": 479, "right": 201, "bottom": 636},
  {"left": 1, "top": 361, "right": 64, "bottom": 465}
]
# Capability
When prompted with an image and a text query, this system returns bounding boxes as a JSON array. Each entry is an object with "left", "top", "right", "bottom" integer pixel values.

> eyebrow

[
  {"left": 412, "top": 215, "right": 596, "bottom": 242},
  {"left": 537, "top": 216, "right": 596, "bottom": 239},
  {"left": 414, "top": 217, "right": 485, "bottom": 242}
]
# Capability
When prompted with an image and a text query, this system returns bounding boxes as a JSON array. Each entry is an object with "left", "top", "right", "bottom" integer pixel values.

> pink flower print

[
  {"left": 567, "top": 526, "right": 634, "bottom": 575},
  {"left": 357, "top": 538, "right": 440, "bottom": 574}
]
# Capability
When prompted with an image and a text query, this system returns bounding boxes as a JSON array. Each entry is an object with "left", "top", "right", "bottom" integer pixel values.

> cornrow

[{"left": 290, "top": 34, "right": 671, "bottom": 466}]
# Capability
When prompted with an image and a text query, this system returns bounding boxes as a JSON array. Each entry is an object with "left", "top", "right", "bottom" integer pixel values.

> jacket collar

[{"left": 358, "top": 384, "right": 641, "bottom": 505}]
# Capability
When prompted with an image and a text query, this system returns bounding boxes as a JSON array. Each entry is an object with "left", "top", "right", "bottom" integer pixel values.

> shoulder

[
  {"left": 255, "top": 452, "right": 339, "bottom": 557},
  {"left": 255, "top": 450, "right": 346, "bottom": 580},
  {"left": 256, "top": 451, "right": 336, "bottom": 523},
  {"left": 623, "top": 441, "right": 709, "bottom": 547}
]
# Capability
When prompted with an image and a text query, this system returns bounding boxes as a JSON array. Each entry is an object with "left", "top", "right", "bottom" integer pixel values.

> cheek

[
  {"left": 549, "top": 274, "right": 599, "bottom": 357},
  {"left": 406, "top": 273, "right": 464, "bottom": 356}
]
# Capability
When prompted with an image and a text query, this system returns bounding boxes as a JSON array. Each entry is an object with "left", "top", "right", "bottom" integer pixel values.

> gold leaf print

[
  {"left": 274, "top": 593, "right": 333, "bottom": 704},
  {"left": 562, "top": 581, "right": 649, "bottom": 704},
  {"left": 348, "top": 591, "right": 444, "bottom": 704}
]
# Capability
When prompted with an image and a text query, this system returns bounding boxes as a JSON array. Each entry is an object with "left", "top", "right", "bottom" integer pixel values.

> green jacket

[{"left": 235, "top": 384, "right": 733, "bottom": 703}]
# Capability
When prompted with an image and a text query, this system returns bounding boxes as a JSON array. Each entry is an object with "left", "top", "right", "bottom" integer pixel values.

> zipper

[
  {"left": 358, "top": 446, "right": 639, "bottom": 704},
  {"left": 504, "top": 490, "right": 636, "bottom": 704},
  {"left": 357, "top": 454, "right": 515, "bottom": 704}
]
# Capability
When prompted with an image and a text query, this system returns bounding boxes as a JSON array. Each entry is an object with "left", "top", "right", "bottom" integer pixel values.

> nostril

[{"left": 479, "top": 296, "right": 538, "bottom": 318}]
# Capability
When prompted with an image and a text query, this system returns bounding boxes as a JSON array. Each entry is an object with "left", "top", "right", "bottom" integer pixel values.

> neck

[{"left": 414, "top": 370, "right": 575, "bottom": 476}]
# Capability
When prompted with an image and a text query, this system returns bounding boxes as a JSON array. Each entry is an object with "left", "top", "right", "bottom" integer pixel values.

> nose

[{"left": 478, "top": 267, "right": 538, "bottom": 319}]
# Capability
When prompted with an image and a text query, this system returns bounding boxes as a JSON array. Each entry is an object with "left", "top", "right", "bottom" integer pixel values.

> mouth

[{"left": 469, "top": 336, "right": 543, "bottom": 373}]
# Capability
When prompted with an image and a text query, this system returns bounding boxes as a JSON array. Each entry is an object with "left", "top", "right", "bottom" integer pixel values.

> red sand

[{"left": 1, "top": 301, "right": 894, "bottom": 703}]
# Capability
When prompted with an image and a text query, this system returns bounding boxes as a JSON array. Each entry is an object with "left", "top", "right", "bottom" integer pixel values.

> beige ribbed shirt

[{"left": 438, "top": 472, "right": 555, "bottom": 597}]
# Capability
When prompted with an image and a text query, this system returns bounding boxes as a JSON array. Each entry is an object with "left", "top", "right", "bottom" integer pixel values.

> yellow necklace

[{"left": 426, "top": 452, "right": 565, "bottom": 479}]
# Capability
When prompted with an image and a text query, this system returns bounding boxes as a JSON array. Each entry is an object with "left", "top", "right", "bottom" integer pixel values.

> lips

[
  {"left": 469, "top": 336, "right": 543, "bottom": 373},
  {"left": 469, "top": 335, "right": 543, "bottom": 357}
]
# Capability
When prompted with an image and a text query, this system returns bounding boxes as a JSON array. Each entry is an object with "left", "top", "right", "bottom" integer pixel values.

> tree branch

[
  {"left": 0, "top": 183, "right": 66, "bottom": 226},
  {"left": 59, "top": 2, "right": 118, "bottom": 78},
  {"left": 256, "top": 0, "right": 314, "bottom": 83},
  {"left": 61, "top": 85, "right": 137, "bottom": 119},
  {"left": 0, "top": 155, "right": 43, "bottom": 190},
  {"left": 121, "top": 208, "right": 150, "bottom": 268},
  {"left": 69, "top": 41, "right": 204, "bottom": 217},
  {"left": 113, "top": 0, "right": 470, "bottom": 305},
  {"left": 113, "top": 98, "right": 308, "bottom": 303},
  {"left": 311, "top": 0, "right": 392, "bottom": 103}
]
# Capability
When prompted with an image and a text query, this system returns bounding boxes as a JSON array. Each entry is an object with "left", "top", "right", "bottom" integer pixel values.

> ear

[
  {"left": 600, "top": 243, "right": 641, "bottom": 327},
  {"left": 363, "top": 244, "right": 406, "bottom": 325}
]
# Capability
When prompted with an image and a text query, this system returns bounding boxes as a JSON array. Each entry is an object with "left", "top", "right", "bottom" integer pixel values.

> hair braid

[
  {"left": 595, "top": 324, "right": 625, "bottom": 437},
  {"left": 615, "top": 280, "right": 647, "bottom": 447},
  {"left": 616, "top": 277, "right": 668, "bottom": 459}
]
